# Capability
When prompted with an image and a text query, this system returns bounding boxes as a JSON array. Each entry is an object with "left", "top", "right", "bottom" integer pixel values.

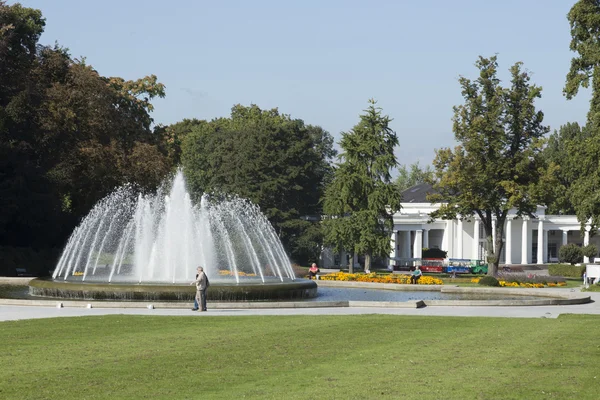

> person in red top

[{"left": 308, "top": 263, "right": 320, "bottom": 280}]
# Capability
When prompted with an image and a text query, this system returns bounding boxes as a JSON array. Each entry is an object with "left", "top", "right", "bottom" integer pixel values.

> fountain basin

[{"left": 29, "top": 278, "right": 317, "bottom": 301}]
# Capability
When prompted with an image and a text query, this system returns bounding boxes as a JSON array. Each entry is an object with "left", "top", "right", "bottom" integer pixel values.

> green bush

[
  {"left": 548, "top": 263, "right": 586, "bottom": 278},
  {"left": 583, "top": 244, "right": 598, "bottom": 259},
  {"left": 478, "top": 276, "right": 500, "bottom": 287},
  {"left": 558, "top": 244, "right": 583, "bottom": 265},
  {"left": 422, "top": 248, "right": 447, "bottom": 259}
]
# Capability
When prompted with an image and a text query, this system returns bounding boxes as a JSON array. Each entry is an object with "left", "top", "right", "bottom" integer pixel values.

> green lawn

[{"left": 1, "top": 315, "right": 599, "bottom": 399}]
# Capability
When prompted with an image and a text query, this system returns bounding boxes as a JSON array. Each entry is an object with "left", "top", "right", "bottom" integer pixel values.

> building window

[{"left": 548, "top": 243, "right": 557, "bottom": 259}]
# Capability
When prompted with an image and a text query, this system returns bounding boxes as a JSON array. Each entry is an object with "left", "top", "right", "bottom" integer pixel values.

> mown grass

[
  {"left": 1, "top": 314, "right": 599, "bottom": 399},
  {"left": 583, "top": 284, "right": 600, "bottom": 292}
]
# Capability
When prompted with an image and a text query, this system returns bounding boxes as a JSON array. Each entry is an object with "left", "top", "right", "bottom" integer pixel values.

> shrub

[
  {"left": 478, "top": 276, "right": 500, "bottom": 287},
  {"left": 558, "top": 244, "right": 583, "bottom": 265},
  {"left": 583, "top": 244, "right": 598, "bottom": 259},
  {"left": 422, "top": 248, "right": 447, "bottom": 259},
  {"left": 496, "top": 272, "right": 566, "bottom": 285},
  {"left": 548, "top": 263, "right": 586, "bottom": 278}
]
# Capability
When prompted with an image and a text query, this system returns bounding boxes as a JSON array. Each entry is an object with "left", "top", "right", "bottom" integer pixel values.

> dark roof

[{"left": 401, "top": 183, "right": 436, "bottom": 203}]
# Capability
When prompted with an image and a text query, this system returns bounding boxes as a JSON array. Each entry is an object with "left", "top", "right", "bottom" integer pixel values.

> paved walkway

[{"left": 1, "top": 287, "right": 599, "bottom": 322}]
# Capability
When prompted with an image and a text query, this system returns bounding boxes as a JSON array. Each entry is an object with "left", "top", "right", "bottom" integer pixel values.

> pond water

[
  {"left": 308, "top": 287, "right": 550, "bottom": 302},
  {"left": 1, "top": 285, "right": 551, "bottom": 302}
]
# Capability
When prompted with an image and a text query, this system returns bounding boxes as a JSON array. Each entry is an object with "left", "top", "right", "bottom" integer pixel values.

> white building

[
  {"left": 320, "top": 183, "right": 599, "bottom": 269},
  {"left": 389, "top": 183, "right": 598, "bottom": 266}
]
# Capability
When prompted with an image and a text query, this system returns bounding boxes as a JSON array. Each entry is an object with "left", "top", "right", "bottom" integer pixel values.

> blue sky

[{"left": 13, "top": 0, "right": 590, "bottom": 168}]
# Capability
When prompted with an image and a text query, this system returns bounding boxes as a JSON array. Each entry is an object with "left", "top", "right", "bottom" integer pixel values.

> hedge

[{"left": 548, "top": 263, "right": 586, "bottom": 278}]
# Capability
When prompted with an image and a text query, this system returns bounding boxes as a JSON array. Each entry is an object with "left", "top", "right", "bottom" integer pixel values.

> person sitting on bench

[
  {"left": 410, "top": 266, "right": 422, "bottom": 284},
  {"left": 308, "top": 263, "right": 320, "bottom": 279}
]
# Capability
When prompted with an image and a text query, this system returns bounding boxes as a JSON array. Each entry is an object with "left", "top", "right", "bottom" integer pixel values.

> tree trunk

[
  {"left": 364, "top": 253, "right": 371, "bottom": 272},
  {"left": 349, "top": 252, "right": 354, "bottom": 274},
  {"left": 486, "top": 234, "right": 498, "bottom": 276},
  {"left": 487, "top": 216, "right": 506, "bottom": 277}
]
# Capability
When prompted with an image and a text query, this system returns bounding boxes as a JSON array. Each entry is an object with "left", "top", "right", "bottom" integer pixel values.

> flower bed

[
  {"left": 470, "top": 277, "right": 566, "bottom": 288},
  {"left": 319, "top": 272, "right": 443, "bottom": 285},
  {"left": 218, "top": 270, "right": 256, "bottom": 277}
]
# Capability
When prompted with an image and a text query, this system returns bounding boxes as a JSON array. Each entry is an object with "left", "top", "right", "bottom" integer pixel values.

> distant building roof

[{"left": 401, "top": 183, "right": 436, "bottom": 203}]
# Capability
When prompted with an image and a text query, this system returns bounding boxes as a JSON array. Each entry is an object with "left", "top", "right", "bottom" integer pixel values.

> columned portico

[{"left": 384, "top": 184, "right": 600, "bottom": 269}]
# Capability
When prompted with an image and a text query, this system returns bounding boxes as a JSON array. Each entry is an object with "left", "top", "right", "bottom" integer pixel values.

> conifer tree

[{"left": 323, "top": 99, "right": 402, "bottom": 272}]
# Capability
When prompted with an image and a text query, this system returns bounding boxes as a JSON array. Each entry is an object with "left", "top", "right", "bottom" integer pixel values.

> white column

[
  {"left": 423, "top": 229, "right": 429, "bottom": 249},
  {"left": 492, "top": 219, "right": 497, "bottom": 253},
  {"left": 404, "top": 230, "right": 411, "bottom": 258},
  {"left": 521, "top": 218, "right": 529, "bottom": 264},
  {"left": 543, "top": 229, "right": 549, "bottom": 264},
  {"left": 389, "top": 231, "right": 397, "bottom": 268},
  {"left": 446, "top": 220, "right": 454, "bottom": 257},
  {"left": 473, "top": 219, "right": 480, "bottom": 260},
  {"left": 457, "top": 219, "right": 463, "bottom": 259},
  {"left": 562, "top": 230, "right": 568, "bottom": 247},
  {"left": 414, "top": 230, "right": 423, "bottom": 259},
  {"left": 505, "top": 218, "right": 512, "bottom": 265},
  {"left": 537, "top": 220, "right": 544, "bottom": 265},
  {"left": 584, "top": 228, "right": 591, "bottom": 263}
]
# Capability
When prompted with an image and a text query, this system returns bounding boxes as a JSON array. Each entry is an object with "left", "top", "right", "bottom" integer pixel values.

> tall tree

[
  {"left": 563, "top": 0, "right": 600, "bottom": 232},
  {"left": 181, "top": 104, "right": 336, "bottom": 264},
  {"left": 0, "top": 1, "right": 171, "bottom": 274},
  {"left": 543, "top": 122, "right": 583, "bottom": 215},
  {"left": 429, "top": 56, "right": 552, "bottom": 276},
  {"left": 395, "top": 161, "right": 434, "bottom": 192},
  {"left": 323, "top": 99, "right": 402, "bottom": 272}
]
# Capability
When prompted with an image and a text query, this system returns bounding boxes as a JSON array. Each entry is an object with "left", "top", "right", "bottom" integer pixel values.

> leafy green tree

[
  {"left": 429, "top": 56, "right": 552, "bottom": 276},
  {"left": 181, "top": 104, "right": 336, "bottom": 264},
  {"left": 559, "top": 243, "right": 583, "bottom": 265},
  {"left": 395, "top": 162, "right": 434, "bottom": 192},
  {"left": 563, "top": 1, "right": 600, "bottom": 232},
  {"left": 543, "top": 122, "right": 583, "bottom": 215},
  {"left": 323, "top": 99, "right": 402, "bottom": 272},
  {"left": 154, "top": 118, "right": 205, "bottom": 166},
  {"left": 0, "top": 1, "right": 171, "bottom": 270},
  {"left": 582, "top": 243, "right": 598, "bottom": 259}
]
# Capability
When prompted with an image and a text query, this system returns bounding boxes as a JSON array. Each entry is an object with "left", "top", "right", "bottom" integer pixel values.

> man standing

[{"left": 190, "top": 266, "right": 209, "bottom": 311}]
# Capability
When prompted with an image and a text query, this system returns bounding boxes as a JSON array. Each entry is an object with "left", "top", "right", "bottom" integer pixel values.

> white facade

[{"left": 389, "top": 202, "right": 599, "bottom": 266}]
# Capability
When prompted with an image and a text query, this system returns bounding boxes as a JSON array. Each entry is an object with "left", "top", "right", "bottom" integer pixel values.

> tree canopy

[
  {"left": 430, "top": 56, "right": 553, "bottom": 275},
  {"left": 561, "top": 0, "right": 600, "bottom": 232},
  {"left": 180, "top": 104, "right": 336, "bottom": 264},
  {"left": 542, "top": 122, "right": 584, "bottom": 215},
  {"left": 395, "top": 162, "right": 434, "bottom": 192},
  {"left": 0, "top": 1, "right": 172, "bottom": 273},
  {"left": 323, "top": 99, "right": 401, "bottom": 272}
]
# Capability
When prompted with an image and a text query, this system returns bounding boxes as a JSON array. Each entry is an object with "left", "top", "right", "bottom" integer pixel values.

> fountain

[{"left": 29, "top": 171, "right": 316, "bottom": 301}]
